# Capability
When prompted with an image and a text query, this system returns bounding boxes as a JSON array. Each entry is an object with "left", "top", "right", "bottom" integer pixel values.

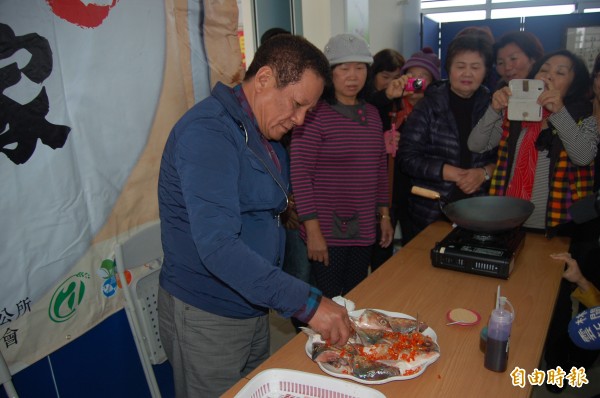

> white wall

[
  {"left": 369, "top": 0, "right": 403, "bottom": 55},
  {"left": 242, "top": 0, "right": 422, "bottom": 65},
  {"left": 300, "top": 0, "right": 345, "bottom": 52},
  {"left": 301, "top": 0, "right": 423, "bottom": 57},
  {"left": 398, "top": 0, "right": 422, "bottom": 58}
]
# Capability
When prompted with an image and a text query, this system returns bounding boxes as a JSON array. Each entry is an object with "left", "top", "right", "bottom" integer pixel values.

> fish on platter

[
  {"left": 351, "top": 309, "right": 428, "bottom": 345},
  {"left": 352, "top": 309, "right": 428, "bottom": 333},
  {"left": 310, "top": 341, "right": 403, "bottom": 381},
  {"left": 302, "top": 310, "right": 440, "bottom": 382}
]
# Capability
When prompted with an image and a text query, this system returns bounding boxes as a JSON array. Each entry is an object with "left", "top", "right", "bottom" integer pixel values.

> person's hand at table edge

[{"left": 308, "top": 297, "right": 352, "bottom": 346}]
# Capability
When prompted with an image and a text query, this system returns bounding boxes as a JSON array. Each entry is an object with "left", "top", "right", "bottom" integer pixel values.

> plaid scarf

[{"left": 490, "top": 114, "right": 594, "bottom": 229}]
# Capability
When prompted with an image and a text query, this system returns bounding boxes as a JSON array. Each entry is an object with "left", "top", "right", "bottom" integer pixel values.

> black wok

[{"left": 411, "top": 186, "right": 535, "bottom": 233}]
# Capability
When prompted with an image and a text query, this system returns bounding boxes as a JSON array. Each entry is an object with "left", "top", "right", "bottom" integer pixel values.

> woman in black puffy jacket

[{"left": 398, "top": 34, "right": 497, "bottom": 236}]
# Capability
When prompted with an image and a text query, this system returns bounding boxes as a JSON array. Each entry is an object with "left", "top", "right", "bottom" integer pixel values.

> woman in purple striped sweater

[{"left": 290, "top": 33, "right": 394, "bottom": 298}]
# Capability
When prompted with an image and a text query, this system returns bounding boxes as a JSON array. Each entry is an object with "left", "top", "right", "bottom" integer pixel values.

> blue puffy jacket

[
  {"left": 158, "top": 82, "right": 311, "bottom": 319},
  {"left": 398, "top": 80, "right": 496, "bottom": 232}
]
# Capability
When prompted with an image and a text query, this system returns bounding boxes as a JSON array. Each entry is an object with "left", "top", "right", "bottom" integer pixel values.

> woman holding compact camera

[
  {"left": 398, "top": 35, "right": 497, "bottom": 237},
  {"left": 366, "top": 47, "right": 441, "bottom": 266},
  {"left": 364, "top": 48, "right": 406, "bottom": 270},
  {"left": 468, "top": 49, "right": 598, "bottom": 234},
  {"left": 388, "top": 48, "right": 444, "bottom": 245}
]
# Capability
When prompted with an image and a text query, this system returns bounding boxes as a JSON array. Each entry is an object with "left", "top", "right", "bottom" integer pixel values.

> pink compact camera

[{"left": 406, "top": 77, "right": 426, "bottom": 92}]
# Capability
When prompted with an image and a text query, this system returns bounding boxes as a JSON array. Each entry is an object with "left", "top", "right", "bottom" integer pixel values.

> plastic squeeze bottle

[{"left": 484, "top": 300, "right": 513, "bottom": 372}]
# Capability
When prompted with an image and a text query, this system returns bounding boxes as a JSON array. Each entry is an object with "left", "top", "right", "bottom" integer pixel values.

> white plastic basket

[{"left": 234, "top": 368, "right": 386, "bottom": 398}]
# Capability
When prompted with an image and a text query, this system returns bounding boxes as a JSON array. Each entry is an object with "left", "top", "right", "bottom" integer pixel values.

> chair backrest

[
  {"left": 115, "top": 221, "right": 163, "bottom": 271},
  {"left": 115, "top": 220, "right": 167, "bottom": 370}
]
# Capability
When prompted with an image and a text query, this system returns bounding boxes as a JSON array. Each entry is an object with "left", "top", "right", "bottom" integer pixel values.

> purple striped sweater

[{"left": 290, "top": 100, "right": 388, "bottom": 246}]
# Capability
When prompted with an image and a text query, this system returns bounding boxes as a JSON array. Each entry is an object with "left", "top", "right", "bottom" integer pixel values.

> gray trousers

[{"left": 158, "top": 287, "right": 269, "bottom": 398}]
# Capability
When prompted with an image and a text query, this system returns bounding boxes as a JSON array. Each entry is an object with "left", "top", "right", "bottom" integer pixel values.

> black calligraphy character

[
  {"left": 0, "top": 23, "right": 71, "bottom": 164},
  {"left": 15, "top": 297, "right": 31, "bottom": 318},
  {"left": 2, "top": 328, "right": 18, "bottom": 347},
  {"left": 0, "top": 307, "right": 14, "bottom": 326}
]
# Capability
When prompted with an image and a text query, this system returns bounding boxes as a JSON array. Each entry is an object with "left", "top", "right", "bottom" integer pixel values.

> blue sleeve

[
  {"left": 175, "top": 116, "right": 310, "bottom": 317},
  {"left": 293, "top": 286, "right": 323, "bottom": 323}
]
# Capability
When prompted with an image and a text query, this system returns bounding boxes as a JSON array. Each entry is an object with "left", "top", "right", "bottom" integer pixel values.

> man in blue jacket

[{"left": 157, "top": 35, "right": 352, "bottom": 397}]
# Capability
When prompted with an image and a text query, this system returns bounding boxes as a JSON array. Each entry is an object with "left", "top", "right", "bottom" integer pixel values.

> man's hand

[{"left": 308, "top": 297, "right": 352, "bottom": 346}]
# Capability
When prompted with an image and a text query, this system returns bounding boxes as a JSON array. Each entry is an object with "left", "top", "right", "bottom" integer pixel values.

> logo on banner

[
  {"left": 48, "top": 273, "right": 90, "bottom": 323},
  {"left": 98, "top": 259, "right": 131, "bottom": 298}
]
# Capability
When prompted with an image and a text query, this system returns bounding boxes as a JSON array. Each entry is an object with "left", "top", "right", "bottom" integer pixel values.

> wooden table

[{"left": 222, "top": 221, "right": 569, "bottom": 397}]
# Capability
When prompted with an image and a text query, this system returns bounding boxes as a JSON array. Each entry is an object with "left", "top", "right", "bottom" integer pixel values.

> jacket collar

[{"left": 212, "top": 82, "right": 290, "bottom": 203}]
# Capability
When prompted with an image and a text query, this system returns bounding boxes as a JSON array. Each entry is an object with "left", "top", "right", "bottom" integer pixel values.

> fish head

[{"left": 353, "top": 309, "right": 393, "bottom": 330}]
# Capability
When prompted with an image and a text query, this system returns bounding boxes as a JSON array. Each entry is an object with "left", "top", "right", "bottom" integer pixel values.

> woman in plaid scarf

[
  {"left": 470, "top": 50, "right": 599, "bottom": 385},
  {"left": 468, "top": 49, "right": 598, "bottom": 235}
]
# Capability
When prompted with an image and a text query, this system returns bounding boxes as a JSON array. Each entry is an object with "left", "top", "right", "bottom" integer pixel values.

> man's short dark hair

[
  {"left": 260, "top": 27, "right": 290, "bottom": 45},
  {"left": 245, "top": 35, "right": 331, "bottom": 88}
]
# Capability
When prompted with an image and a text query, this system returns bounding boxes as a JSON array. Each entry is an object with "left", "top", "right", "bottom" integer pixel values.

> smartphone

[
  {"left": 405, "top": 77, "right": 427, "bottom": 92},
  {"left": 507, "top": 79, "right": 544, "bottom": 122}
]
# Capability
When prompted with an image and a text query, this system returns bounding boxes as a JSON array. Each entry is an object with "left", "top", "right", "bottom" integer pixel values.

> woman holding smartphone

[{"left": 468, "top": 49, "right": 598, "bottom": 234}]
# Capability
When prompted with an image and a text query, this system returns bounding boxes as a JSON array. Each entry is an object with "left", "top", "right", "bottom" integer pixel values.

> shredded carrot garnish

[{"left": 355, "top": 332, "right": 426, "bottom": 362}]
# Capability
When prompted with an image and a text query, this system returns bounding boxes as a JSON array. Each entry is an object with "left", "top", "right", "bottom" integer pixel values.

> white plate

[{"left": 304, "top": 309, "right": 440, "bottom": 385}]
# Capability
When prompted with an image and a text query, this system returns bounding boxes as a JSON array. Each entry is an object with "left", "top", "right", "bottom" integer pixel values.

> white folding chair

[
  {"left": 115, "top": 221, "right": 166, "bottom": 398},
  {"left": 0, "top": 349, "right": 18, "bottom": 398}
]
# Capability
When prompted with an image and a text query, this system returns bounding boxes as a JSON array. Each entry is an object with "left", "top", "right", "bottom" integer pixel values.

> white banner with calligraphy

[{"left": 0, "top": 0, "right": 243, "bottom": 373}]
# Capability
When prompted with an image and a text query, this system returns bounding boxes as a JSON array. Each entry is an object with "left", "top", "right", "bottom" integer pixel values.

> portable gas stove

[{"left": 430, "top": 227, "right": 526, "bottom": 279}]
